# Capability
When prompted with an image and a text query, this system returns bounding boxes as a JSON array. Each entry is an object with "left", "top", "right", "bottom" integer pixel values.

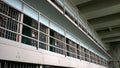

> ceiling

[{"left": 71, "top": 0, "right": 120, "bottom": 50}]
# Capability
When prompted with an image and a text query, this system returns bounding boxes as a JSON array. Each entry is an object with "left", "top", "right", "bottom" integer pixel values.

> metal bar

[
  {"left": 18, "top": 13, "right": 23, "bottom": 42},
  {"left": 47, "top": 31, "right": 50, "bottom": 51},
  {"left": 0, "top": 61, "right": 2, "bottom": 68},
  {"left": 40, "top": 65, "right": 43, "bottom": 68}
]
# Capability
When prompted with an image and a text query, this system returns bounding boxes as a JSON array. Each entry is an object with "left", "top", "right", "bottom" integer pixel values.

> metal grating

[
  {"left": 0, "top": 60, "right": 38, "bottom": 68},
  {"left": 0, "top": 1, "right": 20, "bottom": 41},
  {"left": 40, "top": 24, "right": 48, "bottom": 33},
  {"left": 66, "top": 38, "right": 77, "bottom": 58},
  {"left": 50, "top": 29, "right": 65, "bottom": 55}
]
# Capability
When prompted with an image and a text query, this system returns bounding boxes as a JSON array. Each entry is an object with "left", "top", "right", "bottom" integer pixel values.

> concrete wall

[
  {"left": 0, "top": 38, "right": 108, "bottom": 68},
  {"left": 111, "top": 44, "right": 120, "bottom": 68},
  {"left": 111, "top": 45, "right": 120, "bottom": 61}
]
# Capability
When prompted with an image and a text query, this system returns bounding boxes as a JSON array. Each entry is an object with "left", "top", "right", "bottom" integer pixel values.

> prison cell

[
  {"left": 97, "top": 56, "right": 100, "bottom": 64},
  {"left": 39, "top": 32, "right": 48, "bottom": 49},
  {"left": 39, "top": 42, "right": 48, "bottom": 50},
  {"left": 40, "top": 23, "right": 48, "bottom": 33},
  {"left": 8, "top": 7, "right": 20, "bottom": 20},
  {"left": 22, "top": 14, "right": 39, "bottom": 46},
  {"left": 84, "top": 48, "right": 90, "bottom": 61},
  {"left": 94, "top": 56, "right": 96, "bottom": 63},
  {"left": 90, "top": 52, "right": 92, "bottom": 62},
  {"left": 0, "top": 1, "right": 9, "bottom": 16},
  {"left": 0, "top": 15, "right": 18, "bottom": 32},
  {"left": 54, "top": 32, "right": 65, "bottom": 42},
  {"left": 100, "top": 58, "right": 103, "bottom": 65},
  {"left": 23, "top": 15, "right": 38, "bottom": 30},
  {"left": 80, "top": 46, "right": 85, "bottom": 60},
  {"left": 0, "top": 0, "right": 108, "bottom": 67},
  {"left": 66, "top": 38, "right": 77, "bottom": 58},
  {"left": 39, "top": 24, "right": 48, "bottom": 50},
  {"left": 5, "top": 30, "right": 17, "bottom": 41},
  {"left": 39, "top": 33, "right": 47, "bottom": 42},
  {"left": 92, "top": 53, "right": 95, "bottom": 63},
  {"left": 22, "top": 24, "right": 38, "bottom": 46},
  {"left": 49, "top": 37, "right": 65, "bottom": 54},
  {"left": 0, "top": 15, "right": 8, "bottom": 28},
  {"left": 100, "top": 57, "right": 103, "bottom": 65},
  {"left": 49, "top": 29, "right": 65, "bottom": 55},
  {"left": 95, "top": 54, "right": 98, "bottom": 64},
  {"left": 96, "top": 55, "right": 99, "bottom": 64},
  {"left": 90, "top": 52, "right": 94, "bottom": 63},
  {"left": 31, "top": 20, "right": 38, "bottom": 29},
  {"left": 0, "top": 1, "right": 20, "bottom": 20},
  {"left": 77, "top": 44, "right": 80, "bottom": 59},
  {"left": 0, "top": 1, "right": 20, "bottom": 41},
  {"left": 22, "top": 36, "right": 38, "bottom": 47}
]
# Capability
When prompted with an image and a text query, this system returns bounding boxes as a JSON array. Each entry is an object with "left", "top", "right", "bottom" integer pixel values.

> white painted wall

[{"left": 0, "top": 38, "right": 108, "bottom": 68}]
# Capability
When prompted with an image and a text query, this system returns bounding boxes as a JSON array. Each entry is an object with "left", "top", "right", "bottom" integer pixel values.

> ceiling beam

[
  {"left": 100, "top": 32, "right": 120, "bottom": 39},
  {"left": 92, "top": 19, "right": 120, "bottom": 30},
  {"left": 103, "top": 38, "right": 120, "bottom": 43},
  {"left": 71, "top": 0, "right": 91, "bottom": 5},
  {"left": 108, "top": 27, "right": 112, "bottom": 32},
  {"left": 83, "top": 4, "right": 120, "bottom": 19}
]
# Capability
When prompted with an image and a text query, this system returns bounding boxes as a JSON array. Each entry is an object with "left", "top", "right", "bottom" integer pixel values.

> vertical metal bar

[
  {"left": 17, "top": 1, "right": 24, "bottom": 42},
  {"left": 25, "top": 63, "right": 28, "bottom": 68},
  {"left": 31, "top": 64, "right": 34, "bottom": 68},
  {"left": 24, "top": 63, "right": 26, "bottom": 68},
  {"left": 3, "top": 3, "right": 5, "bottom": 14},
  {"left": 1, "top": 2, "right": 3, "bottom": 13},
  {"left": 14, "top": 10, "right": 16, "bottom": 20},
  {"left": 10, "top": 8, "right": 12, "bottom": 18},
  {"left": 40, "top": 65, "right": 43, "bottom": 68},
  {"left": 30, "top": 64, "right": 32, "bottom": 68},
  {"left": 4, "top": 17, "right": 8, "bottom": 38},
  {"left": 47, "top": 22, "right": 50, "bottom": 51},
  {"left": 64, "top": 30, "right": 66, "bottom": 56},
  {"left": 9, "top": 62, "right": 11, "bottom": 68},
  {"left": 16, "top": 12, "right": 20, "bottom": 42},
  {"left": 11, "top": 32, "right": 13, "bottom": 40},
  {"left": 14, "top": 9, "right": 16, "bottom": 20},
  {"left": 16, "top": 63, "right": 18, "bottom": 68},
  {"left": 45, "top": 21, "right": 49, "bottom": 50},
  {"left": 6, "top": 31, "right": 8, "bottom": 39},
  {"left": 0, "top": 61, "right": 2, "bottom": 68},
  {"left": 88, "top": 50, "right": 90, "bottom": 62},
  {"left": 13, "top": 63, "right": 15, "bottom": 68},
  {"left": 7, "top": 4, "right": 9, "bottom": 16},
  {"left": 37, "top": 13, "right": 40, "bottom": 49},
  {"left": 4, "top": 3, "right": 7, "bottom": 14},
  {"left": 12, "top": 8, "right": 14, "bottom": 19},
  {"left": 9, "top": 31, "right": 11, "bottom": 40},
  {"left": 14, "top": 10, "right": 17, "bottom": 20},
  {"left": 22, "top": 63, "right": 24, "bottom": 68},
  {"left": 83, "top": 47, "right": 84, "bottom": 60},
  {"left": 4, "top": 61, "right": 7, "bottom": 68},
  {"left": 19, "top": 63, "right": 21, "bottom": 68},
  {"left": 18, "top": 13, "right": 23, "bottom": 42},
  {"left": 7, "top": 19, "right": 9, "bottom": 39},
  {"left": 75, "top": 44, "right": 77, "bottom": 58}
]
